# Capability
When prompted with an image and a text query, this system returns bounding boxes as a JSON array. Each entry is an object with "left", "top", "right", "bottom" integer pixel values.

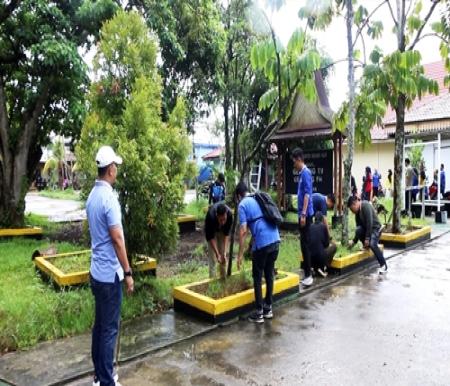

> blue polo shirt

[
  {"left": 297, "top": 167, "right": 314, "bottom": 217},
  {"left": 312, "top": 193, "right": 327, "bottom": 216},
  {"left": 87, "top": 180, "right": 124, "bottom": 283},
  {"left": 238, "top": 196, "right": 280, "bottom": 251}
]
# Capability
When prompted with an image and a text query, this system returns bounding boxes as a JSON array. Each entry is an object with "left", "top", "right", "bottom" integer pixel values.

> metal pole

[{"left": 438, "top": 133, "right": 441, "bottom": 212}]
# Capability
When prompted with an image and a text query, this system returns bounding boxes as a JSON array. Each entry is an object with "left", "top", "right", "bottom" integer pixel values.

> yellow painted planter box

[
  {"left": 0, "top": 227, "right": 43, "bottom": 238},
  {"left": 34, "top": 250, "right": 156, "bottom": 288},
  {"left": 330, "top": 245, "right": 385, "bottom": 273},
  {"left": 380, "top": 226, "right": 431, "bottom": 248},
  {"left": 173, "top": 271, "right": 299, "bottom": 324},
  {"left": 177, "top": 214, "right": 196, "bottom": 233}
]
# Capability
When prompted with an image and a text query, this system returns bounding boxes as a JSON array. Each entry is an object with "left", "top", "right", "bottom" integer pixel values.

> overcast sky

[{"left": 260, "top": 0, "right": 444, "bottom": 111}]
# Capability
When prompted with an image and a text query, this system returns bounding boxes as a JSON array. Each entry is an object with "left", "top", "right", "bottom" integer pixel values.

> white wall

[
  {"left": 342, "top": 141, "right": 395, "bottom": 192},
  {"left": 421, "top": 139, "right": 450, "bottom": 191}
]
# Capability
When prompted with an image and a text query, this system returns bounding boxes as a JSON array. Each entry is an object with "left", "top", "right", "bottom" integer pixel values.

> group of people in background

[{"left": 356, "top": 161, "right": 448, "bottom": 211}]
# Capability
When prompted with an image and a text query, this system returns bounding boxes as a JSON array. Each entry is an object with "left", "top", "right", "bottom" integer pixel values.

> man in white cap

[{"left": 87, "top": 146, "right": 134, "bottom": 386}]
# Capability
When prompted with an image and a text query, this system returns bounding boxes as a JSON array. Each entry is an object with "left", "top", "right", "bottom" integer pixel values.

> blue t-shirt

[
  {"left": 238, "top": 196, "right": 280, "bottom": 251},
  {"left": 86, "top": 180, "right": 124, "bottom": 283},
  {"left": 373, "top": 173, "right": 380, "bottom": 188},
  {"left": 297, "top": 167, "right": 314, "bottom": 217},
  {"left": 312, "top": 193, "right": 327, "bottom": 217}
]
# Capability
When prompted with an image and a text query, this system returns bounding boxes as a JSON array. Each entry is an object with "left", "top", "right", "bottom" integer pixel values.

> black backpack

[{"left": 251, "top": 191, "right": 283, "bottom": 226}]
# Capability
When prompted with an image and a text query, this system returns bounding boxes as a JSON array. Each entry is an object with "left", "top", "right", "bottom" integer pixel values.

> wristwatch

[{"left": 124, "top": 269, "right": 133, "bottom": 277}]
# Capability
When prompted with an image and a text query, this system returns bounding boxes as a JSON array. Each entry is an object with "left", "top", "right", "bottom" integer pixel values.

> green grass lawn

[
  {"left": 0, "top": 230, "right": 303, "bottom": 353},
  {"left": 183, "top": 198, "right": 208, "bottom": 220},
  {"left": 38, "top": 188, "right": 81, "bottom": 201}
]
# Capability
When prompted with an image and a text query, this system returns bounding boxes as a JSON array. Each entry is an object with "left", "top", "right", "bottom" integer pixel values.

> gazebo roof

[{"left": 271, "top": 71, "right": 335, "bottom": 141}]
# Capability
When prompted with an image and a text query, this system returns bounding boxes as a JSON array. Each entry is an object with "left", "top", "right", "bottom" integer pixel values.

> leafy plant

[{"left": 76, "top": 11, "right": 191, "bottom": 259}]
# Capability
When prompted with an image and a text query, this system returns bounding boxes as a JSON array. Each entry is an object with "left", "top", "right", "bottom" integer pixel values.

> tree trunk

[
  {"left": 342, "top": 0, "right": 356, "bottom": 245},
  {"left": 0, "top": 81, "right": 48, "bottom": 227},
  {"left": 392, "top": 93, "right": 406, "bottom": 233},
  {"left": 392, "top": 0, "right": 406, "bottom": 234}
]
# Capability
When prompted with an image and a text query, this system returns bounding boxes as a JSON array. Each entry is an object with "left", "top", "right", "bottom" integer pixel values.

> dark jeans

[
  {"left": 405, "top": 190, "right": 412, "bottom": 213},
  {"left": 299, "top": 216, "right": 313, "bottom": 277},
  {"left": 252, "top": 242, "right": 279, "bottom": 313},
  {"left": 355, "top": 226, "right": 386, "bottom": 267},
  {"left": 91, "top": 274, "right": 122, "bottom": 386},
  {"left": 311, "top": 242, "right": 337, "bottom": 270},
  {"left": 373, "top": 187, "right": 379, "bottom": 197}
]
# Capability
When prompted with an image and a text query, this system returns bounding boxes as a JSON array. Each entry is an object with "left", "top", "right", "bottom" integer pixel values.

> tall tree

[
  {"left": 0, "top": 0, "right": 118, "bottom": 226},
  {"left": 219, "top": 0, "right": 270, "bottom": 170},
  {"left": 127, "top": 0, "right": 225, "bottom": 128},
  {"left": 76, "top": 10, "right": 191, "bottom": 258}
]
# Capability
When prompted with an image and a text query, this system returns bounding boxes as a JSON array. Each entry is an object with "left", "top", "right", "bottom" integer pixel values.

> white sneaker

[
  {"left": 93, "top": 373, "right": 119, "bottom": 386},
  {"left": 301, "top": 275, "right": 313, "bottom": 286},
  {"left": 317, "top": 267, "right": 328, "bottom": 278},
  {"left": 379, "top": 264, "right": 388, "bottom": 274}
]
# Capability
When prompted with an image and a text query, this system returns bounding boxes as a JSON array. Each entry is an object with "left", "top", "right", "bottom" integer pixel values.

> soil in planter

[
  {"left": 48, "top": 252, "right": 91, "bottom": 273},
  {"left": 47, "top": 253, "right": 154, "bottom": 274},
  {"left": 189, "top": 270, "right": 287, "bottom": 300}
]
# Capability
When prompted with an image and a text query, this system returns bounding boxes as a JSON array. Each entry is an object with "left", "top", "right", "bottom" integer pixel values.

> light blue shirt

[
  {"left": 238, "top": 196, "right": 280, "bottom": 251},
  {"left": 87, "top": 180, "right": 124, "bottom": 283}
]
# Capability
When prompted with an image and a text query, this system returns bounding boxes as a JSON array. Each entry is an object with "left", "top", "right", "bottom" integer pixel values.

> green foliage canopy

[{"left": 76, "top": 11, "right": 191, "bottom": 258}]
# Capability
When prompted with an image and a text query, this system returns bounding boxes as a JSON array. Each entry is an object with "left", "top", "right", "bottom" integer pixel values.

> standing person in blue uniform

[
  {"left": 292, "top": 148, "right": 314, "bottom": 287},
  {"left": 440, "top": 164, "right": 446, "bottom": 198},
  {"left": 209, "top": 172, "right": 226, "bottom": 204},
  {"left": 236, "top": 182, "right": 280, "bottom": 323},
  {"left": 372, "top": 169, "right": 381, "bottom": 197},
  {"left": 87, "top": 146, "right": 134, "bottom": 386}
]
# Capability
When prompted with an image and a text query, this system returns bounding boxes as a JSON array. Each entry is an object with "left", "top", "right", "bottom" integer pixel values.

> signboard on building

[{"left": 284, "top": 149, "right": 333, "bottom": 195}]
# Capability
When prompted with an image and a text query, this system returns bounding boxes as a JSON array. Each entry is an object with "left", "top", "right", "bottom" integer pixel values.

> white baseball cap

[{"left": 95, "top": 146, "right": 123, "bottom": 168}]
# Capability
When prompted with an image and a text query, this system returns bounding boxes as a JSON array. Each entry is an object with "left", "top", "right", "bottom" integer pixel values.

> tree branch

[
  {"left": 320, "top": 57, "right": 365, "bottom": 71},
  {"left": 352, "top": 0, "right": 388, "bottom": 49},
  {"left": 387, "top": 0, "right": 399, "bottom": 28},
  {"left": 411, "top": 32, "right": 449, "bottom": 46},
  {"left": 408, "top": 0, "right": 441, "bottom": 50}
]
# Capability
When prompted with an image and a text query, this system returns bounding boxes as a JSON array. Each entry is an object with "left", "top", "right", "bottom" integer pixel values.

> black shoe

[
  {"left": 248, "top": 312, "right": 264, "bottom": 323},
  {"left": 263, "top": 308, "right": 273, "bottom": 319}
]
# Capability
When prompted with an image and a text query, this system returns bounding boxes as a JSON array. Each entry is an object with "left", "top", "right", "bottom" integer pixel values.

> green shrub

[{"left": 76, "top": 11, "right": 191, "bottom": 259}]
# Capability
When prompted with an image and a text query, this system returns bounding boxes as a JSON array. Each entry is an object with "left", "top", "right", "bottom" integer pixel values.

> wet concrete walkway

[{"left": 65, "top": 232, "right": 450, "bottom": 386}]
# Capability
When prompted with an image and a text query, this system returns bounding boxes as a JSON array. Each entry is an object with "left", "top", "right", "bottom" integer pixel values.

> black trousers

[
  {"left": 355, "top": 226, "right": 386, "bottom": 267},
  {"left": 311, "top": 242, "right": 337, "bottom": 270},
  {"left": 299, "top": 216, "right": 313, "bottom": 277},
  {"left": 252, "top": 242, "right": 279, "bottom": 313}
]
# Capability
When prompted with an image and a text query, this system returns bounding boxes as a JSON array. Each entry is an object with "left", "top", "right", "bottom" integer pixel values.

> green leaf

[{"left": 407, "top": 15, "right": 421, "bottom": 32}]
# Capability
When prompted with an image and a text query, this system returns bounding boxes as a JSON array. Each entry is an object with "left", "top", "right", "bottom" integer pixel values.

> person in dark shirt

[
  {"left": 208, "top": 173, "right": 226, "bottom": 204},
  {"left": 204, "top": 202, "right": 233, "bottom": 278},
  {"left": 311, "top": 192, "right": 335, "bottom": 231},
  {"left": 309, "top": 212, "right": 337, "bottom": 277},
  {"left": 347, "top": 196, "right": 387, "bottom": 274}
]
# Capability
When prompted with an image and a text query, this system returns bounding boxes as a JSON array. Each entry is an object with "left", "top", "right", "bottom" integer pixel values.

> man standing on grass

[
  {"left": 87, "top": 146, "right": 134, "bottom": 386},
  {"left": 292, "top": 147, "right": 314, "bottom": 287},
  {"left": 204, "top": 202, "right": 233, "bottom": 279},
  {"left": 236, "top": 182, "right": 280, "bottom": 323},
  {"left": 347, "top": 195, "right": 388, "bottom": 274}
]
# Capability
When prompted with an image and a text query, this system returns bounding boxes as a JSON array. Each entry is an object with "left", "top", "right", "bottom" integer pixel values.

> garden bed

[
  {"left": 177, "top": 214, "right": 197, "bottom": 233},
  {"left": 380, "top": 225, "right": 431, "bottom": 248},
  {"left": 34, "top": 250, "right": 156, "bottom": 288},
  {"left": 0, "top": 227, "right": 43, "bottom": 239},
  {"left": 173, "top": 270, "right": 299, "bottom": 324},
  {"left": 329, "top": 245, "right": 385, "bottom": 274}
]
